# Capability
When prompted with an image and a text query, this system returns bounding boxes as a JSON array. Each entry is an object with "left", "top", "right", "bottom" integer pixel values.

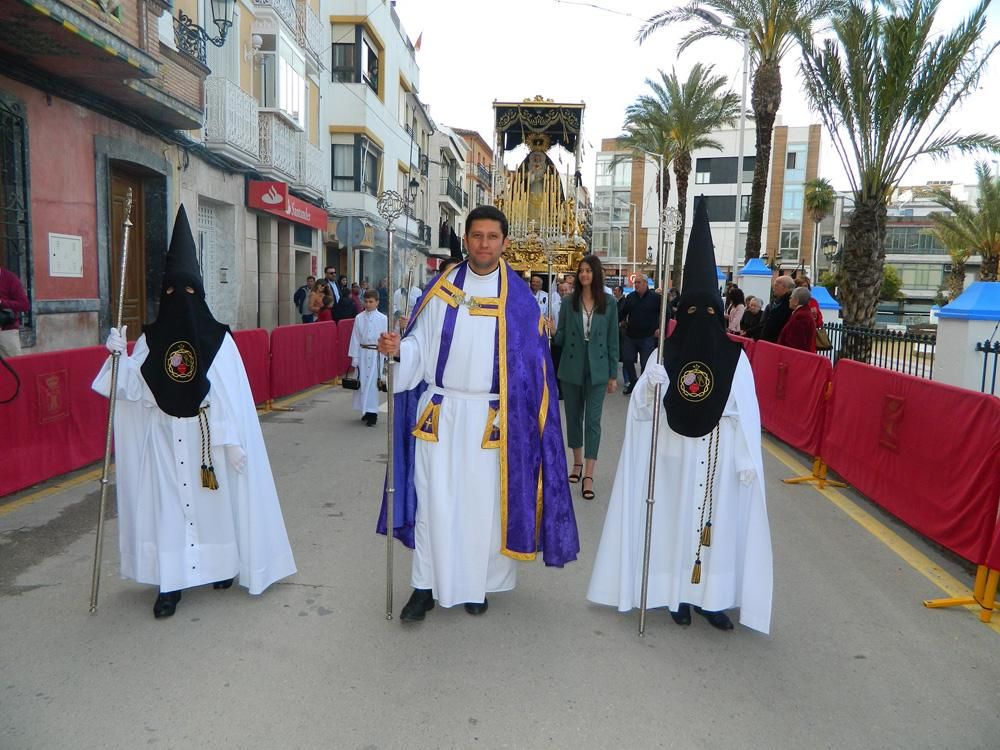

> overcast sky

[{"left": 394, "top": 0, "right": 999, "bottom": 193}]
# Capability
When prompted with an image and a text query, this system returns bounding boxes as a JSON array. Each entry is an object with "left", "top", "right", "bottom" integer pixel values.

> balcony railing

[
  {"left": 253, "top": 0, "right": 296, "bottom": 33},
  {"left": 476, "top": 163, "right": 491, "bottom": 185},
  {"left": 173, "top": 12, "right": 207, "bottom": 66},
  {"left": 295, "top": 1, "right": 323, "bottom": 59},
  {"left": 259, "top": 110, "right": 300, "bottom": 181},
  {"left": 295, "top": 136, "right": 324, "bottom": 198},
  {"left": 204, "top": 77, "right": 260, "bottom": 162},
  {"left": 442, "top": 178, "right": 463, "bottom": 206}
]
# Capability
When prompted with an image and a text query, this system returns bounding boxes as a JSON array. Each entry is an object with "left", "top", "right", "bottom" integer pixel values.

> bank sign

[{"left": 247, "top": 181, "right": 327, "bottom": 230}]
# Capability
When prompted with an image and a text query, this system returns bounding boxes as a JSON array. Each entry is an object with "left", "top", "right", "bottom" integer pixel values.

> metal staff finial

[
  {"left": 90, "top": 188, "right": 134, "bottom": 613},
  {"left": 377, "top": 188, "right": 409, "bottom": 621},
  {"left": 638, "top": 207, "right": 681, "bottom": 637}
]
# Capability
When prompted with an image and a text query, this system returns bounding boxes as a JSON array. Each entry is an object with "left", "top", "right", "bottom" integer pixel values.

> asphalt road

[{"left": 2, "top": 381, "right": 998, "bottom": 749}]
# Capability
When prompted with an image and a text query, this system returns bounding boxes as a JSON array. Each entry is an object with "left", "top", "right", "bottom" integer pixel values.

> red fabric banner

[
  {"left": 336, "top": 319, "right": 354, "bottom": 377},
  {"left": 269, "top": 324, "right": 322, "bottom": 400},
  {"left": 987, "top": 518, "right": 1000, "bottom": 570},
  {"left": 0, "top": 346, "right": 112, "bottom": 497},
  {"left": 823, "top": 360, "right": 1000, "bottom": 565},
  {"left": 751, "top": 340, "right": 832, "bottom": 456},
  {"left": 314, "top": 321, "right": 340, "bottom": 381},
  {"left": 728, "top": 333, "right": 756, "bottom": 363},
  {"left": 231, "top": 328, "right": 270, "bottom": 406}
]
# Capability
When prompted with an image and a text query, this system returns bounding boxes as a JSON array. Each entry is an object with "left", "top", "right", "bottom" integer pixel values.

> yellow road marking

[
  {"left": 0, "top": 385, "right": 339, "bottom": 517},
  {"left": 0, "top": 467, "right": 105, "bottom": 518},
  {"left": 763, "top": 436, "right": 1000, "bottom": 636}
]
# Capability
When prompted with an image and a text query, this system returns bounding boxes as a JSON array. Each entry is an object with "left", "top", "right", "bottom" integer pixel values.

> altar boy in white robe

[
  {"left": 348, "top": 289, "right": 387, "bottom": 426},
  {"left": 587, "top": 198, "right": 773, "bottom": 634},
  {"left": 94, "top": 206, "right": 296, "bottom": 619}
]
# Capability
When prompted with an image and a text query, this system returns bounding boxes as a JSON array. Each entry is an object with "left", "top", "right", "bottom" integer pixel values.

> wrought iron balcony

[
  {"left": 476, "top": 163, "right": 491, "bottom": 185},
  {"left": 253, "top": 0, "right": 296, "bottom": 34},
  {"left": 295, "top": 136, "right": 325, "bottom": 199},
  {"left": 258, "top": 110, "right": 300, "bottom": 182},
  {"left": 442, "top": 178, "right": 463, "bottom": 206},
  {"left": 173, "top": 12, "right": 207, "bottom": 66},
  {"left": 204, "top": 77, "right": 259, "bottom": 162},
  {"left": 295, "top": 1, "right": 323, "bottom": 61}
]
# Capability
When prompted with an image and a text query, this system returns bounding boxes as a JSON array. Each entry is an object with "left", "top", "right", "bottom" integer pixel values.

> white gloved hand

[
  {"left": 225, "top": 445, "right": 247, "bottom": 474},
  {"left": 645, "top": 362, "right": 668, "bottom": 389},
  {"left": 739, "top": 469, "right": 755, "bottom": 486},
  {"left": 105, "top": 326, "right": 127, "bottom": 355}
]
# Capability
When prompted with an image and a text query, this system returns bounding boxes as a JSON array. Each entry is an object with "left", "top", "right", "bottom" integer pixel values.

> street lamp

[
  {"left": 177, "top": 0, "right": 236, "bottom": 50},
  {"left": 822, "top": 237, "right": 840, "bottom": 269},
  {"left": 693, "top": 7, "right": 750, "bottom": 275}
]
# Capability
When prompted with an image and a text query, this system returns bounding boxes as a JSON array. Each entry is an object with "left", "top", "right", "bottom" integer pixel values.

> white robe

[
  {"left": 92, "top": 334, "right": 296, "bottom": 595},
  {"left": 395, "top": 265, "right": 516, "bottom": 608},
  {"left": 347, "top": 309, "right": 387, "bottom": 414},
  {"left": 587, "top": 354, "right": 773, "bottom": 633}
]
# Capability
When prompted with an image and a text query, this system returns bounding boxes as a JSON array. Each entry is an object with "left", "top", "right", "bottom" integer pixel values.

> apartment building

[
  {"left": 323, "top": 0, "right": 432, "bottom": 290},
  {"left": 451, "top": 127, "right": 494, "bottom": 210},
  {"left": 427, "top": 124, "right": 469, "bottom": 264},
  {"left": 593, "top": 122, "right": 823, "bottom": 285}
]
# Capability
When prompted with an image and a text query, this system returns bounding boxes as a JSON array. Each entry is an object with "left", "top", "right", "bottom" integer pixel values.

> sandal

[
  {"left": 582, "top": 476, "right": 595, "bottom": 500},
  {"left": 568, "top": 463, "right": 583, "bottom": 484}
]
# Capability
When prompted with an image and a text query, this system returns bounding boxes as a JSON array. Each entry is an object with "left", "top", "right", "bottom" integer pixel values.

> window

[
  {"left": 361, "top": 35, "right": 379, "bottom": 93},
  {"left": 293, "top": 223, "right": 312, "bottom": 247},
  {"left": 279, "top": 56, "right": 305, "bottom": 129},
  {"left": 885, "top": 226, "right": 946, "bottom": 255},
  {"left": 331, "top": 43, "right": 355, "bottom": 82},
  {"left": 611, "top": 192, "right": 631, "bottom": 223},
  {"left": 786, "top": 152, "right": 797, "bottom": 169},
  {"left": 782, "top": 185, "right": 804, "bottom": 221},
  {"left": 0, "top": 96, "right": 31, "bottom": 333},
  {"left": 360, "top": 137, "right": 381, "bottom": 196},
  {"left": 741, "top": 194, "right": 750, "bottom": 222},
  {"left": 700, "top": 195, "right": 737, "bottom": 222},
  {"left": 331, "top": 143, "right": 353, "bottom": 191},
  {"left": 780, "top": 228, "right": 800, "bottom": 259},
  {"left": 785, "top": 144, "right": 807, "bottom": 183},
  {"left": 693, "top": 156, "right": 755, "bottom": 185},
  {"left": 898, "top": 263, "right": 945, "bottom": 290}
]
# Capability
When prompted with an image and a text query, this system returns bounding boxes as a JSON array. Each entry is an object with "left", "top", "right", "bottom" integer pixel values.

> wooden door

[{"left": 110, "top": 173, "right": 145, "bottom": 339}]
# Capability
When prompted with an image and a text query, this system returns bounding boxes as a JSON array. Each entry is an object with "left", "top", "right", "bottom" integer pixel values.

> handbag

[
  {"left": 815, "top": 326, "right": 833, "bottom": 351},
  {"left": 342, "top": 367, "right": 361, "bottom": 390},
  {"left": 0, "top": 308, "right": 14, "bottom": 327}
]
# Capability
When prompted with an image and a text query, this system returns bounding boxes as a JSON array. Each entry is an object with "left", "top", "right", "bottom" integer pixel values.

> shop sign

[{"left": 248, "top": 181, "right": 327, "bottom": 230}]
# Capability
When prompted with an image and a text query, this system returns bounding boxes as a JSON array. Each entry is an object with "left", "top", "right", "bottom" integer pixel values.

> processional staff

[
  {"left": 89, "top": 189, "right": 133, "bottom": 613},
  {"left": 376, "top": 189, "right": 406, "bottom": 620},
  {"left": 638, "top": 206, "right": 681, "bottom": 636}
]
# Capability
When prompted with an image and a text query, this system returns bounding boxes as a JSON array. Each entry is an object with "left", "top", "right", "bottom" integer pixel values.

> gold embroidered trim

[
  {"left": 412, "top": 399, "right": 441, "bottom": 442},
  {"left": 481, "top": 404, "right": 501, "bottom": 449}
]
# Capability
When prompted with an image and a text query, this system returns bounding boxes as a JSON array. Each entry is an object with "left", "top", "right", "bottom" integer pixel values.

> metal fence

[
  {"left": 975, "top": 339, "right": 1000, "bottom": 395},
  {"left": 820, "top": 322, "right": 936, "bottom": 379}
]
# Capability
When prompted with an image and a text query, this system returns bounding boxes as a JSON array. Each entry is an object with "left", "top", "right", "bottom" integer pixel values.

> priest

[
  {"left": 93, "top": 206, "right": 296, "bottom": 618},
  {"left": 377, "top": 205, "right": 579, "bottom": 621},
  {"left": 587, "top": 198, "right": 773, "bottom": 634}
]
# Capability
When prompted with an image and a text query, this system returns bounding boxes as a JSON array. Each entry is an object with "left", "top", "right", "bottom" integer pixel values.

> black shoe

[
  {"left": 694, "top": 606, "right": 734, "bottom": 631},
  {"left": 669, "top": 603, "right": 691, "bottom": 626},
  {"left": 367, "top": 413, "right": 378, "bottom": 426},
  {"left": 464, "top": 598, "right": 488, "bottom": 615},
  {"left": 400, "top": 588, "right": 435, "bottom": 621},
  {"left": 212, "top": 578, "right": 234, "bottom": 590},
  {"left": 153, "top": 590, "right": 182, "bottom": 619},
  {"left": 623, "top": 384, "right": 635, "bottom": 396}
]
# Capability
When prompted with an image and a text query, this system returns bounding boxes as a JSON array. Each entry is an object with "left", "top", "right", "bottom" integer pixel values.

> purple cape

[{"left": 376, "top": 259, "right": 579, "bottom": 566}]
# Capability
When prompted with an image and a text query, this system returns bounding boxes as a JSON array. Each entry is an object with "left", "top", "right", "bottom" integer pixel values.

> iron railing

[
  {"left": 975, "top": 339, "right": 1000, "bottom": 395},
  {"left": 173, "top": 12, "right": 207, "bottom": 65},
  {"left": 442, "top": 178, "right": 462, "bottom": 206},
  {"left": 820, "top": 322, "right": 936, "bottom": 379}
]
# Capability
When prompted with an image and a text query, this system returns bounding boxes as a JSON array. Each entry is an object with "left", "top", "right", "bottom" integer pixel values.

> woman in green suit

[{"left": 553, "top": 255, "right": 619, "bottom": 500}]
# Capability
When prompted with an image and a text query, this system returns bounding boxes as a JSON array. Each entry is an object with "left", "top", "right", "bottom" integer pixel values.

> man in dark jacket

[
  {"left": 293, "top": 275, "right": 315, "bottom": 323},
  {"left": 759, "top": 275, "right": 795, "bottom": 343},
  {"left": 619, "top": 277, "right": 664, "bottom": 395}
]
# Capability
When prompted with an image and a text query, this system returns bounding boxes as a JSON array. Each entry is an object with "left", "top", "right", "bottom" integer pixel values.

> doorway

[{"left": 110, "top": 171, "right": 146, "bottom": 339}]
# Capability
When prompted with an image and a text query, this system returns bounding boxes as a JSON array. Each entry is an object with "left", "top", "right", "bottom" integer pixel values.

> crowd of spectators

[{"left": 724, "top": 272, "right": 824, "bottom": 353}]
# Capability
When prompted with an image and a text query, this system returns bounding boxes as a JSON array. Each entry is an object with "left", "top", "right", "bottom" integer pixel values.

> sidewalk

[{"left": 1, "top": 383, "right": 997, "bottom": 749}]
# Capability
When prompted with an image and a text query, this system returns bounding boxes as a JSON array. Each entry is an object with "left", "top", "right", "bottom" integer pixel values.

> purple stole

[{"left": 377, "top": 259, "right": 579, "bottom": 567}]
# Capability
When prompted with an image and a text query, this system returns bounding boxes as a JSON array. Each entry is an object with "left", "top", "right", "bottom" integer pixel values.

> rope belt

[
  {"left": 198, "top": 407, "right": 219, "bottom": 490},
  {"left": 691, "top": 423, "right": 720, "bottom": 584}
]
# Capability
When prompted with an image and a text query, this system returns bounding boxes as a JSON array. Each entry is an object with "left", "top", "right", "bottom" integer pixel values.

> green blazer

[{"left": 554, "top": 294, "right": 620, "bottom": 386}]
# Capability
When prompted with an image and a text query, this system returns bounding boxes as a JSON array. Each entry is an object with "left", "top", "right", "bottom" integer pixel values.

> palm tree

[
  {"left": 798, "top": 0, "right": 1000, "bottom": 359},
  {"left": 928, "top": 162, "right": 1000, "bottom": 287},
  {"left": 638, "top": 0, "right": 847, "bottom": 264},
  {"left": 804, "top": 177, "right": 836, "bottom": 280},
  {"left": 624, "top": 65, "right": 740, "bottom": 286}
]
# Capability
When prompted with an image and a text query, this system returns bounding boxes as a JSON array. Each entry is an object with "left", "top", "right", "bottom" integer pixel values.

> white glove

[
  {"left": 225, "top": 445, "right": 247, "bottom": 474},
  {"left": 739, "top": 469, "right": 755, "bottom": 486},
  {"left": 105, "top": 326, "right": 127, "bottom": 355},
  {"left": 645, "top": 362, "right": 668, "bottom": 389}
]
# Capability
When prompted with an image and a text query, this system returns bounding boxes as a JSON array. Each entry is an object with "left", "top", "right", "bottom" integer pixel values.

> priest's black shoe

[
  {"left": 153, "top": 590, "right": 182, "bottom": 619},
  {"left": 212, "top": 578, "right": 234, "bottom": 590},
  {"left": 400, "top": 588, "right": 434, "bottom": 622},
  {"left": 464, "top": 598, "right": 488, "bottom": 616},
  {"left": 694, "top": 606, "right": 734, "bottom": 631},
  {"left": 669, "top": 603, "right": 691, "bottom": 626},
  {"left": 622, "top": 383, "right": 635, "bottom": 396}
]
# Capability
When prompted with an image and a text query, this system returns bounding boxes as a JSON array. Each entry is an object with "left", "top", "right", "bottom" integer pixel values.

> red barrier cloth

[
  {"left": 336, "top": 318, "right": 354, "bottom": 377},
  {"left": 824, "top": 360, "right": 1000, "bottom": 566},
  {"left": 988, "top": 518, "right": 1000, "bottom": 570},
  {"left": 231, "top": 328, "right": 270, "bottom": 406},
  {"left": 314, "top": 321, "right": 340, "bottom": 381},
  {"left": 0, "top": 346, "right": 112, "bottom": 497},
  {"left": 727, "top": 333, "right": 756, "bottom": 362},
  {"left": 269, "top": 324, "right": 322, "bottom": 400},
  {"left": 751, "top": 340, "right": 832, "bottom": 456}
]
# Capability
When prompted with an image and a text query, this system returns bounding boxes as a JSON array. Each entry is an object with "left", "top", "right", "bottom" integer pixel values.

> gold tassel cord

[
  {"left": 700, "top": 522, "right": 712, "bottom": 547},
  {"left": 691, "top": 559, "right": 702, "bottom": 585},
  {"left": 691, "top": 425, "right": 721, "bottom": 582},
  {"left": 198, "top": 407, "right": 219, "bottom": 491}
]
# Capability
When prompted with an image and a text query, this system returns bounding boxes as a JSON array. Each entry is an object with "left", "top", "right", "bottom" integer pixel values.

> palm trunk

[
  {"left": 672, "top": 152, "right": 691, "bottom": 289},
  {"left": 980, "top": 254, "right": 998, "bottom": 281},
  {"left": 946, "top": 261, "right": 966, "bottom": 298},
  {"left": 744, "top": 61, "right": 782, "bottom": 263},
  {"left": 841, "top": 195, "right": 887, "bottom": 361}
]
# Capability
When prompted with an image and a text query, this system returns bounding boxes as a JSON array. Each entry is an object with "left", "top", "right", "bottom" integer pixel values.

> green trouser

[{"left": 560, "top": 343, "right": 608, "bottom": 460}]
